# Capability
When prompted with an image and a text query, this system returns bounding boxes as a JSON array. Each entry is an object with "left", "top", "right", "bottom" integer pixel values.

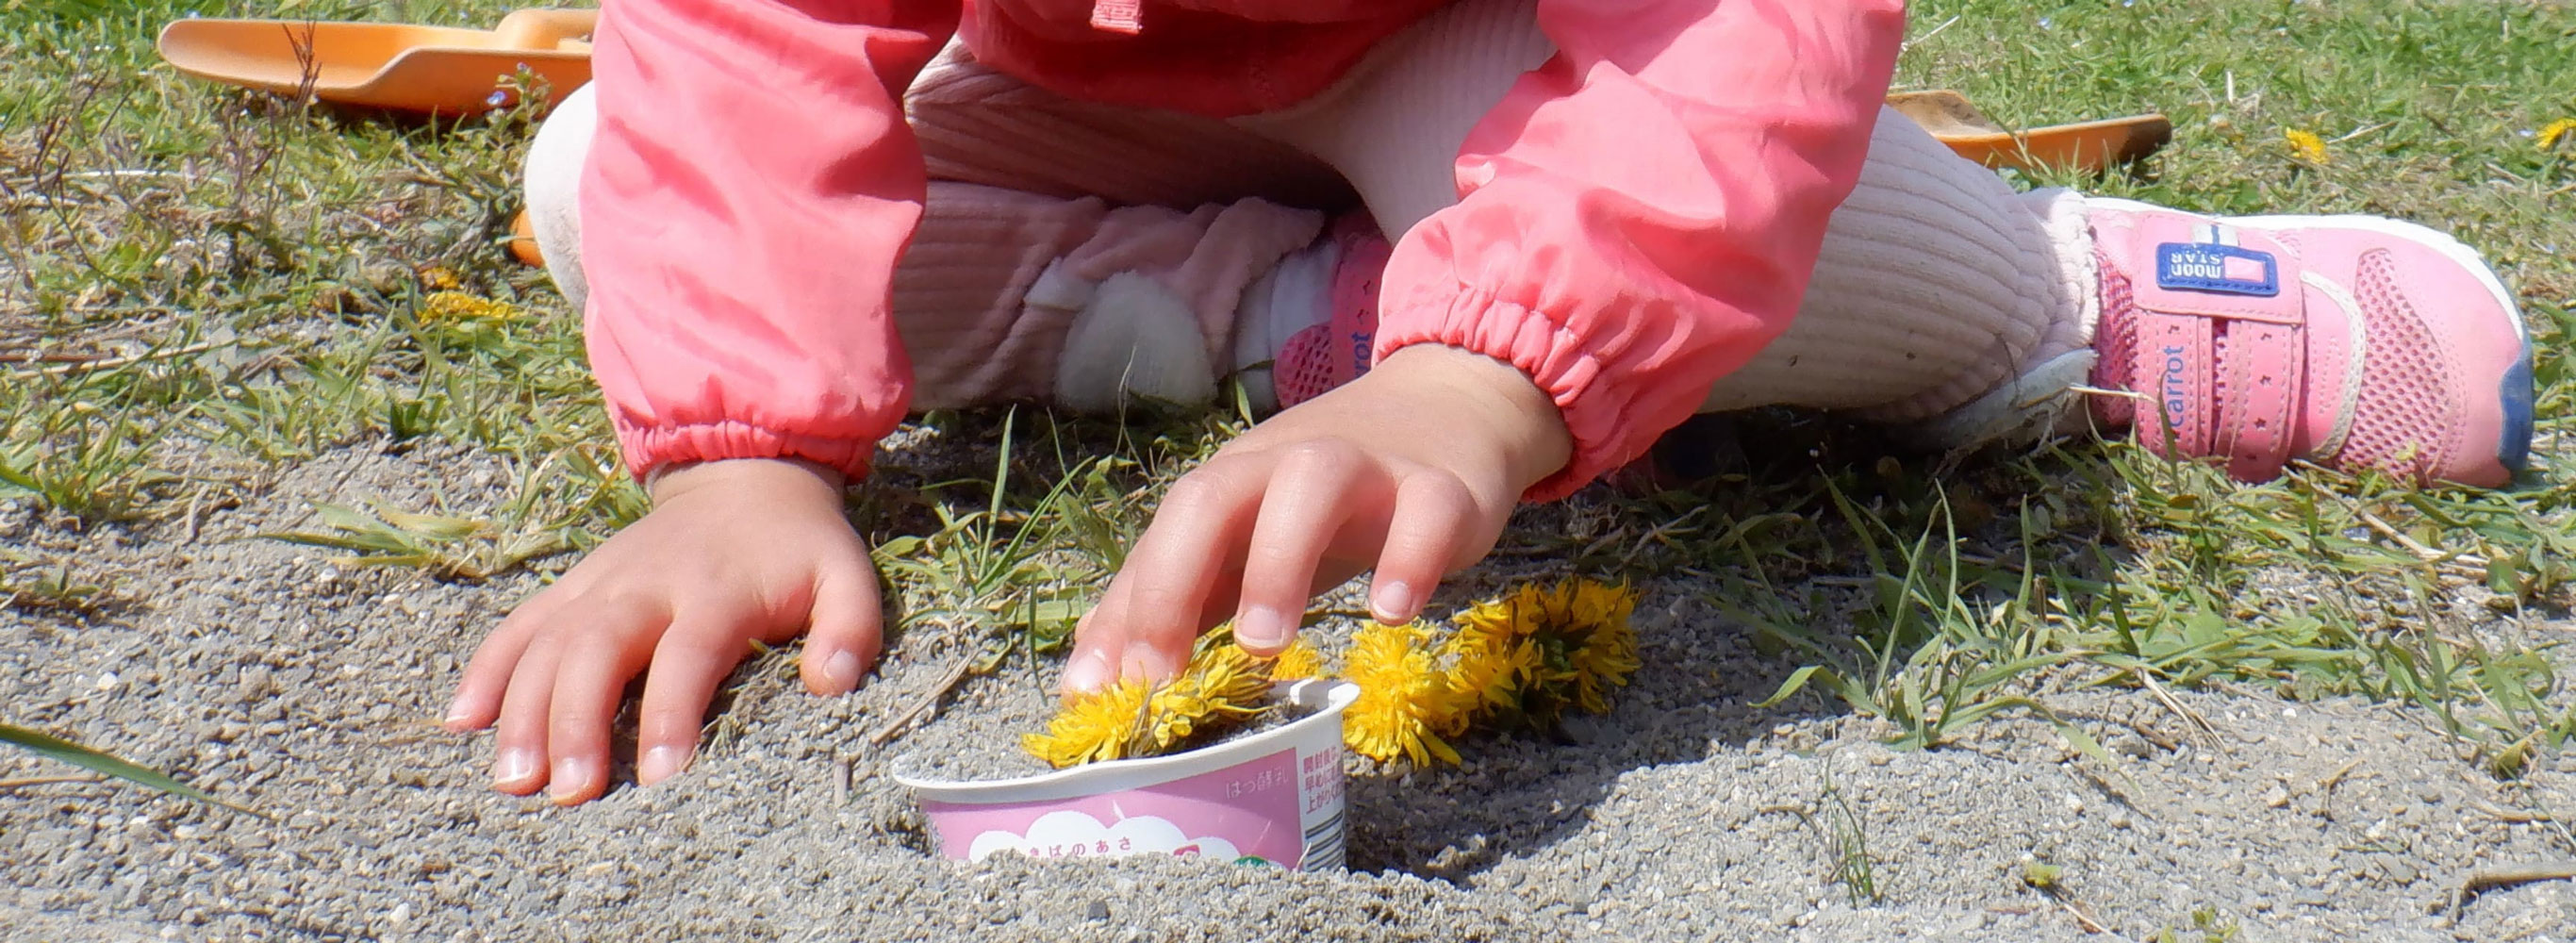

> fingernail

[
  {"left": 548, "top": 756, "right": 592, "bottom": 803},
  {"left": 1121, "top": 642, "right": 1178, "bottom": 683},
  {"left": 493, "top": 749, "right": 538, "bottom": 786},
  {"left": 1234, "top": 605, "right": 1293, "bottom": 652},
  {"left": 824, "top": 650, "right": 863, "bottom": 691},
  {"left": 441, "top": 703, "right": 472, "bottom": 730},
  {"left": 1371, "top": 580, "right": 1417, "bottom": 623},
  {"left": 1062, "top": 648, "right": 1115, "bottom": 694},
  {"left": 638, "top": 746, "right": 690, "bottom": 786}
]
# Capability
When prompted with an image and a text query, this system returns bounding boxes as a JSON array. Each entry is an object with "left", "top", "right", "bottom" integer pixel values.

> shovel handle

[{"left": 494, "top": 8, "right": 597, "bottom": 50}]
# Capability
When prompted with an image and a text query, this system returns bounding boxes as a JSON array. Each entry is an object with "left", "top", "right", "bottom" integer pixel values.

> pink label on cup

[{"left": 926, "top": 750, "right": 1303, "bottom": 868}]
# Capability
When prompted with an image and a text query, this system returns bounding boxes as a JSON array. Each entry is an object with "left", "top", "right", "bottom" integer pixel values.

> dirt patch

[{"left": 6, "top": 443, "right": 2576, "bottom": 942}]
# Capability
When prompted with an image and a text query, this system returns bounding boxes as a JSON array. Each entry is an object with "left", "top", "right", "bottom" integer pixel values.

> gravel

[{"left": 6, "top": 442, "right": 2576, "bottom": 942}]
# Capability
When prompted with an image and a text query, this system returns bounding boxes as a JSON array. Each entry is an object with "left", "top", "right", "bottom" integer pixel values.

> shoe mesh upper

[
  {"left": 2337, "top": 248, "right": 2454, "bottom": 481},
  {"left": 1275, "top": 323, "right": 1340, "bottom": 408},
  {"left": 2086, "top": 248, "right": 2140, "bottom": 428}
]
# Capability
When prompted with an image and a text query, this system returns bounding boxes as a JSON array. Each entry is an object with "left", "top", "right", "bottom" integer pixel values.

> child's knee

[{"left": 522, "top": 83, "right": 598, "bottom": 309}]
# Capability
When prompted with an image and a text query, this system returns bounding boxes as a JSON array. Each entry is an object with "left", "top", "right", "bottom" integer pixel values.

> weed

[
  {"left": 1763, "top": 762, "right": 1882, "bottom": 906},
  {"left": 258, "top": 500, "right": 570, "bottom": 581},
  {"left": 0, "top": 548, "right": 114, "bottom": 616},
  {"left": 0, "top": 720, "right": 258, "bottom": 818},
  {"left": 872, "top": 411, "right": 1152, "bottom": 667},
  {"left": 2152, "top": 906, "right": 2242, "bottom": 943}
]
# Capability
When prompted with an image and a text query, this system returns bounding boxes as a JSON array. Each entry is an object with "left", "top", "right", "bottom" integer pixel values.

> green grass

[{"left": 3, "top": 0, "right": 2574, "bottom": 785}]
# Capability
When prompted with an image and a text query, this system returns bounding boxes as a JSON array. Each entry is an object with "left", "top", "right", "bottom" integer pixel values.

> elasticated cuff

[
  {"left": 614, "top": 417, "right": 874, "bottom": 484},
  {"left": 1375, "top": 292, "right": 1639, "bottom": 504}
]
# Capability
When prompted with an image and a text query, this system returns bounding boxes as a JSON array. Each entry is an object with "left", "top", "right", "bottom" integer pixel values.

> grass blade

[{"left": 0, "top": 721, "right": 262, "bottom": 818}]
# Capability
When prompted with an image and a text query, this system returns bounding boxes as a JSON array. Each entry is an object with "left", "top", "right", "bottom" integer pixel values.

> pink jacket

[{"left": 580, "top": 0, "right": 1907, "bottom": 499}]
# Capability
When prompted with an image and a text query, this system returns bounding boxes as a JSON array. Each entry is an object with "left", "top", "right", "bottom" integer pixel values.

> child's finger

[
  {"left": 542, "top": 604, "right": 667, "bottom": 804},
  {"left": 801, "top": 560, "right": 883, "bottom": 696},
  {"left": 1230, "top": 444, "right": 1366, "bottom": 654},
  {"left": 445, "top": 585, "right": 573, "bottom": 732},
  {"left": 1108, "top": 463, "right": 1265, "bottom": 682},
  {"left": 1060, "top": 587, "right": 1127, "bottom": 695},
  {"left": 634, "top": 613, "right": 751, "bottom": 786},
  {"left": 489, "top": 592, "right": 654, "bottom": 797},
  {"left": 1063, "top": 570, "right": 1252, "bottom": 696},
  {"left": 490, "top": 618, "right": 574, "bottom": 796},
  {"left": 1365, "top": 472, "right": 1481, "bottom": 624}
]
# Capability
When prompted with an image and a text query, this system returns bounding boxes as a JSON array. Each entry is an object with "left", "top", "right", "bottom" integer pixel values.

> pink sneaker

[
  {"left": 1273, "top": 217, "right": 1392, "bottom": 409},
  {"left": 2084, "top": 199, "right": 2534, "bottom": 488}
]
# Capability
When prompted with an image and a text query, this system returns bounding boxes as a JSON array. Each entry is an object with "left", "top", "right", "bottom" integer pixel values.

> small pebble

[{"left": 2109, "top": 735, "right": 2155, "bottom": 759}]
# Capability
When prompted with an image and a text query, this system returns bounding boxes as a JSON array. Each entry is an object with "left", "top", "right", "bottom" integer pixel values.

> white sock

[
  {"left": 1700, "top": 109, "right": 2100, "bottom": 448},
  {"left": 1228, "top": 238, "right": 1341, "bottom": 412},
  {"left": 1053, "top": 273, "right": 1219, "bottom": 413}
]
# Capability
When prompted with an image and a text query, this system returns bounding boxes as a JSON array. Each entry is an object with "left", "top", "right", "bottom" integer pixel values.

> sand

[{"left": 7, "top": 441, "right": 2576, "bottom": 942}]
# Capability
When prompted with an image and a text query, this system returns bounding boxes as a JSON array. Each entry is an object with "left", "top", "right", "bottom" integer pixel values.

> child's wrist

[
  {"left": 1373, "top": 344, "right": 1572, "bottom": 489},
  {"left": 646, "top": 457, "right": 850, "bottom": 505}
]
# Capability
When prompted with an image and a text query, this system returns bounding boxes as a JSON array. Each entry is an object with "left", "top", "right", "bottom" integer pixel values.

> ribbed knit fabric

[
  {"left": 1708, "top": 135, "right": 2098, "bottom": 428},
  {"left": 1233, "top": 0, "right": 2100, "bottom": 435},
  {"left": 525, "top": 80, "right": 1324, "bottom": 411},
  {"left": 907, "top": 37, "right": 1351, "bottom": 210}
]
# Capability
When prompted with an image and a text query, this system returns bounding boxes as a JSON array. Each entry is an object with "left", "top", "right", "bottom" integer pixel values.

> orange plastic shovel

[
  {"left": 156, "top": 8, "right": 595, "bottom": 113},
  {"left": 1890, "top": 90, "right": 2173, "bottom": 175}
]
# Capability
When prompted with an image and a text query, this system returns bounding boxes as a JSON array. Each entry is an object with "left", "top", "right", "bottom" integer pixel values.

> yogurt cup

[{"left": 892, "top": 679, "right": 1358, "bottom": 870}]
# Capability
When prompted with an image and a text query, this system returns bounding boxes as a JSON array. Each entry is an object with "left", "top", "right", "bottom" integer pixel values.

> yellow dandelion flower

[
  {"left": 1563, "top": 581, "right": 1642, "bottom": 715},
  {"left": 1438, "top": 631, "right": 1538, "bottom": 735},
  {"left": 1024, "top": 642, "right": 1273, "bottom": 769},
  {"left": 2283, "top": 128, "right": 2330, "bottom": 165},
  {"left": 421, "top": 290, "right": 523, "bottom": 322},
  {"left": 2541, "top": 118, "right": 2576, "bottom": 152},
  {"left": 1444, "top": 599, "right": 1542, "bottom": 698},
  {"left": 1167, "top": 643, "right": 1271, "bottom": 715},
  {"left": 1342, "top": 621, "right": 1461, "bottom": 765},
  {"left": 1457, "top": 586, "right": 1547, "bottom": 639},
  {"left": 1269, "top": 639, "right": 1327, "bottom": 680},
  {"left": 1022, "top": 679, "right": 1152, "bottom": 769},
  {"left": 416, "top": 265, "right": 462, "bottom": 290},
  {"left": 1445, "top": 578, "right": 1641, "bottom": 721}
]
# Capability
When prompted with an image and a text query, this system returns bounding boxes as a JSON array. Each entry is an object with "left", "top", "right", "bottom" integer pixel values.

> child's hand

[
  {"left": 442, "top": 458, "right": 881, "bottom": 804},
  {"left": 1063, "top": 345, "right": 1572, "bottom": 691}
]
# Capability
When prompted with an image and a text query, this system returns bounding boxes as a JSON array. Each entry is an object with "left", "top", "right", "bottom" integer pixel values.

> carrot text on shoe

[{"left": 2161, "top": 345, "right": 2190, "bottom": 429}]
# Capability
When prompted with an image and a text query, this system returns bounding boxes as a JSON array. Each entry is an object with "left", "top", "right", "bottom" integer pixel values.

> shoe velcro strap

[
  {"left": 2122, "top": 218, "right": 2306, "bottom": 480},
  {"left": 2217, "top": 321, "right": 2304, "bottom": 480}
]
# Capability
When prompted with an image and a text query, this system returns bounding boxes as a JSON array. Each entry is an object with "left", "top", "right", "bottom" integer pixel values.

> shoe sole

[{"left": 2088, "top": 197, "right": 2535, "bottom": 477}]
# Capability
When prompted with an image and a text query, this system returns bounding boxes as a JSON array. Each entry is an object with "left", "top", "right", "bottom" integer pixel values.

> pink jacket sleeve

[
  {"left": 1373, "top": 0, "right": 1907, "bottom": 500},
  {"left": 581, "top": 1, "right": 961, "bottom": 481}
]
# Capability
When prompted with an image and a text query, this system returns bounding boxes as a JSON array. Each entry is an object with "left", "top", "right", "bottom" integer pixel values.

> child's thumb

[{"left": 801, "top": 564, "right": 883, "bottom": 696}]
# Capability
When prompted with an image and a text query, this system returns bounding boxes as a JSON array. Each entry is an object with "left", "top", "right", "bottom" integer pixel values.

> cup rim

[{"left": 891, "top": 678, "right": 1359, "bottom": 804}]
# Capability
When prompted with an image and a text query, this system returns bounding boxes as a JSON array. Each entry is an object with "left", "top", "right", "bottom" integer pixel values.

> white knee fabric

[
  {"left": 520, "top": 82, "right": 597, "bottom": 312},
  {"left": 520, "top": 72, "right": 1328, "bottom": 416},
  {"left": 1706, "top": 118, "right": 2099, "bottom": 433},
  {"left": 1232, "top": 0, "right": 2101, "bottom": 443}
]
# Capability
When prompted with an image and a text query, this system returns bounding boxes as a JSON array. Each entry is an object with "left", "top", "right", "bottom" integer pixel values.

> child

[{"left": 447, "top": 0, "right": 2534, "bottom": 805}]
